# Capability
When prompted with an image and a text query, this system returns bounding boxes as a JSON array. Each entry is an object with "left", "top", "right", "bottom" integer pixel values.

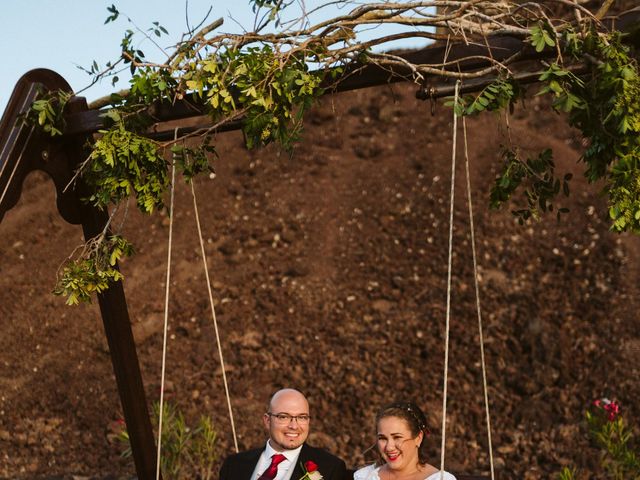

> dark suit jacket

[{"left": 219, "top": 443, "right": 350, "bottom": 480}]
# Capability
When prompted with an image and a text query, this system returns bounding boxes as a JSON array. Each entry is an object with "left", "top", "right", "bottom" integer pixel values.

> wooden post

[{"left": 0, "top": 69, "right": 159, "bottom": 480}]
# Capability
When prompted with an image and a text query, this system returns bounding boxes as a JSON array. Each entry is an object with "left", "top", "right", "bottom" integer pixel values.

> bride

[{"left": 354, "top": 401, "right": 456, "bottom": 480}]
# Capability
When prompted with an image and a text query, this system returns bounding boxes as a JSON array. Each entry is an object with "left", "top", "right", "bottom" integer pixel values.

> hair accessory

[{"left": 399, "top": 402, "right": 427, "bottom": 432}]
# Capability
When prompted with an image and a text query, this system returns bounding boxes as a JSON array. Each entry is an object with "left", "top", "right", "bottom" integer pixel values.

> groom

[{"left": 219, "top": 388, "right": 350, "bottom": 480}]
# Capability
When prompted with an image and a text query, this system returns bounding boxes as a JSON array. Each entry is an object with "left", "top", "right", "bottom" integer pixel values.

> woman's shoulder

[
  {"left": 425, "top": 471, "right": 457, "bottom": 480},
  {"left": 352, "top": 465, "right": 456, "bottom": 480},
  {"left": 353, "top": 464, "right": 379, "bottom": 480}
]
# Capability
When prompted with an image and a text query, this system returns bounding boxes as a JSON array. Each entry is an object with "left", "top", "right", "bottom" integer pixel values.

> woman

[{"left": 354, "top": 401, "right": 456, "bottom": 480}]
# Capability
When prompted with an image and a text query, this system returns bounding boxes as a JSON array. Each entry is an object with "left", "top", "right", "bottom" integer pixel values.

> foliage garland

[{"left": 25, "top": 1, "right": 640, "bottom": 303}]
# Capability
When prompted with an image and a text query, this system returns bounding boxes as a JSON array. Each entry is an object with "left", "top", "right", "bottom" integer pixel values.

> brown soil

[{"left": 1, "top": 81, "right": 639, "bottom": 479}]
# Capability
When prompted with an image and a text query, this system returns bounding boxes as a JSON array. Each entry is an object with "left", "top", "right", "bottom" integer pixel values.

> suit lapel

[{"left": 291, "top": 443, "right": 310, "bottom": 479}]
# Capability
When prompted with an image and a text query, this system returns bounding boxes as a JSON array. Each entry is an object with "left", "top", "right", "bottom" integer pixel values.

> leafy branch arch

[{"left": 24, "top": 0, "right": 640, "bottom": 303}]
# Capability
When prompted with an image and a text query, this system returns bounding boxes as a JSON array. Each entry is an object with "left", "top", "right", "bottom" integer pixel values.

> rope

[
  {"left": 462, "top": 117, "right": 496, "bottom": 480},
  {"left": 0, "top": 83, "right": 39, "bottom": 207},
  {"left": 0, "top": 126, "right": 33, "bottom": 206},
  {"left": 156, "top": 130, "right": 179, "bottom": 480},
  {"left": 189, "top": 179, "right": 239, "bottom": 453},
  {"left": 439, "top": 80, "right": 460, "bottom": 479}
]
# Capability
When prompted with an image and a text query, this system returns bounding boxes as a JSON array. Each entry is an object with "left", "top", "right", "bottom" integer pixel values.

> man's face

[{"left": 263, "top": 390, "right": 310, "bottom": 451}]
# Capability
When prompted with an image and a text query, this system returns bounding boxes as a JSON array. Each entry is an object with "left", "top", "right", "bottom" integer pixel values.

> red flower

[
  {"left": 593, "top": 398, "right": 621, "bottom": 422},
  {"left": 305, "top": 460, "right": 319, "bottom": 473},
  {"left": 603, "top": 401, "right": 620, "bottom": 421}
]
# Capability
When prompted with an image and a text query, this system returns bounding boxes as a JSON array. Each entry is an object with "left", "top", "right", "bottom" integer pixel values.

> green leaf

[{"left": 543, "top": 30, "right": 556, "bottom": 47}]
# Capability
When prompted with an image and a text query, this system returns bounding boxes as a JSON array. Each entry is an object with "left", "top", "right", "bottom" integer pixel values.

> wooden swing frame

[{"left": 1, "top": 9, "right": 637, "bottom": 479}]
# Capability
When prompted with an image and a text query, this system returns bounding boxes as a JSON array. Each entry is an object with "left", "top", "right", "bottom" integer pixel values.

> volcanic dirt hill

[{"left": 1, "top": 81, "right": 639, "bottom": 479}]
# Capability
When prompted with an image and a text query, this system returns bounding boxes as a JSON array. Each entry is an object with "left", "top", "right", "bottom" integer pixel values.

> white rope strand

[
  {"left": 156, "top": 132, "right": 179, "bottom": 480},
  {"left": 439, "top": 79, "right": 460, "bottom": 480},
  {"left": 462, "top": 117, "right": 496, "bottom": 480},
  {"left": 190, "top": 179, "right": 239, "bottom": 453},
  {"left": 0, "top": 126, "right": 33, "bottom": 206},
  {"left": 1, "top": 83, "right": 41, "bottom": 206}
]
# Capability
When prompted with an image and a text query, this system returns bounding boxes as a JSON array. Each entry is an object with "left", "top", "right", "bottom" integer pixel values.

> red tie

[{"left": 258, "top": 453, "right": 286, "bottom": 480}]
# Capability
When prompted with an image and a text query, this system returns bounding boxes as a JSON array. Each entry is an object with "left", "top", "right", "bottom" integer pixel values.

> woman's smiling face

[{"left": 377, "top": 415, "right": 423, "bottom": 471}]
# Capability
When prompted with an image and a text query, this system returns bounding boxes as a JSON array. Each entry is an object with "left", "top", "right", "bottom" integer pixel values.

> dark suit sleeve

[
  {"left": 327, "top": 456, "right": 350, "bottom": 480},
  {"left": 219, "top": 448, "right": 263, "bottom": 480},
  {"left": 219, "top": 456, "right": 231, "bottom": 480},
  {"left": 327, "top": 456, "right": 351, "bottom": 480}
]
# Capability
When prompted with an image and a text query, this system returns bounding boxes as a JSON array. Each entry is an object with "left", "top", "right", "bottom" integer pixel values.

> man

[{"left": 220, "top": 388, "right": 350, "bottom": 480}]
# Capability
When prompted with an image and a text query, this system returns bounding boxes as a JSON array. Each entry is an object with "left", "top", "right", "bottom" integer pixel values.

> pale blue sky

[
  {"left": 1, "top": 1, "right": 259, "bottom": 112},
  {"left": 1, "top": 1, "right": 428, "bottom": 114}
]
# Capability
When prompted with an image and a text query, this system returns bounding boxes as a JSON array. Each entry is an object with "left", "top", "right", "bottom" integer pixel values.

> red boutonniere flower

[{"left": 299, "top": 460, "right": 323, "bottom": 480}]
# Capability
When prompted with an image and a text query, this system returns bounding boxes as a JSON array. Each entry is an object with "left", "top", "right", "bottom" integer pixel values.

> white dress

[{"left": 353, "top": 464, "right": 457, "bottom": 480}]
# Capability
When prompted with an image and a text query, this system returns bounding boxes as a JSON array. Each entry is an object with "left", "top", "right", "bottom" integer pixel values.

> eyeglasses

[{"left": 268, "top": 413, "right": 311, "bottom": 424}]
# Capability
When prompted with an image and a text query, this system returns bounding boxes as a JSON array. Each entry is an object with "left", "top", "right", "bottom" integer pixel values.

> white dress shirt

[{"left": 251, "top": 441, "right": 304, "bottom": 480}]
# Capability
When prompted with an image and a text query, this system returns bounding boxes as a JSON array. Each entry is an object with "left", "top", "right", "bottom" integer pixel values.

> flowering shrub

[
  {"left": 586, "top": 399, "right": 639, "bottom": 479},
  {"left": 558, "top": 399, "right": 640, "bottom": 480}
]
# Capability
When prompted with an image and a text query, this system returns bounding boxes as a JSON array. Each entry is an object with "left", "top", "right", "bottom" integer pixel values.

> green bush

[
  {"left": 558, "top": 399, "right": 640, "bottom": 480},
  {"left": 116, "top": 401, "right": 219, "bottom": 479}
]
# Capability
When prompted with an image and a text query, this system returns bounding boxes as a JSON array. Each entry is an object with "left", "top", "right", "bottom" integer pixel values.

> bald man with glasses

[{"left": 220, "top": 388, "right": 350, "bottom": 480}]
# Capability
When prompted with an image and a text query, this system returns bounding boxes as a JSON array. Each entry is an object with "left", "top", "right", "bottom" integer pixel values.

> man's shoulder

[{"left": 219, "top": 447, "right": 265, "bottom": 480}]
